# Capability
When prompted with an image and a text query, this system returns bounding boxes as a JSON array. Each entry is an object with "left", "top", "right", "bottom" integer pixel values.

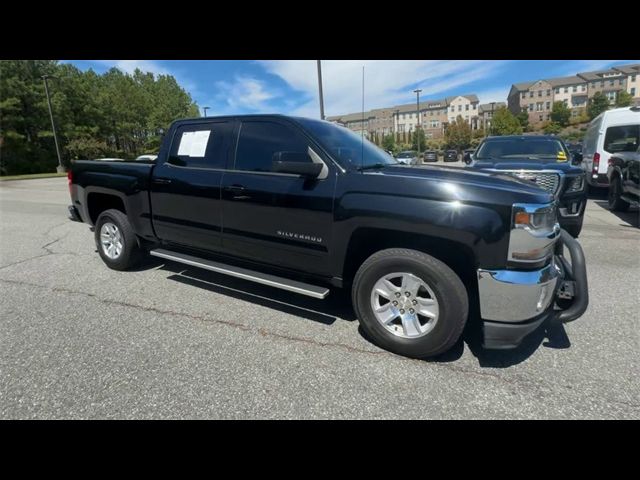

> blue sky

[{"left": 64, "top": 60, "right": 638, "bottom": 118}]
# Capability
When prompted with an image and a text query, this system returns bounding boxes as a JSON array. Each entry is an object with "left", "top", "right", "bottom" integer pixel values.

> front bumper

[{"left": 478, "top": 229, "right": 589, "bottom": 349}]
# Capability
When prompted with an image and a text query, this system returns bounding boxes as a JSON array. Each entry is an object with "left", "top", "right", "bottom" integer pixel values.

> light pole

[
  {"left": 490, "top": 101, "right": 496, "bottom": 135},
  {"left": 42, "top": 75, "right": 64, "bottom": 173},
  {"left": 203, "top": 106, "right": 210, "bottom": 117},
  {"left": 413, "top": 89, "right": 422, "bottom": 157},
  {"left": 317, "top": 60, "right": 325, "bottom": 120}
]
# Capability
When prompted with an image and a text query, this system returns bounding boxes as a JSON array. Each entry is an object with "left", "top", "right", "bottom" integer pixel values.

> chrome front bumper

[{"left": 477, "top": 229, "right": 589, "bottom": 349}]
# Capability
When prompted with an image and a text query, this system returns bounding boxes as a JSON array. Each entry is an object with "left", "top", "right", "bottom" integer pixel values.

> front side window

[
  {"left": 296, "top": 118, "right": 396, "bottom": 169},
  {"left": 604, "top": 125, "right": 640, "bottom": 153},
  {"left": 235, "top": 121, "right": 310, "bottom": 172},
  {"left": 168, "top": 122, "right": 232, "bottom": 169}
]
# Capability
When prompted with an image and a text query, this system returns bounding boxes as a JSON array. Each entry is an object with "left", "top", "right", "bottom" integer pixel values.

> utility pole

[
  {"left": 203, "top": 106, "right": 210, "bottom": 117},
  {"left": 42, "top": 75, "right": 64, "bottom": 173},
  {"left": 490, "top": 101, "right": 496, "bottom": 135},
  {"left": 413, "top": 89, "right": 422, "bottom": 157},
  {"left": 317, "top": 60, "right": 325, "bottom": 120}
]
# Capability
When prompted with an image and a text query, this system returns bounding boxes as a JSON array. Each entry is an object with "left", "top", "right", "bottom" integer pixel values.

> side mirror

[
  {"left": 571, "top": 152, "right": 583, "bottom": 164},
  {"left": 463, "top": 152, "right": 472, "bottom": 164},
  {"left": 272, "top": 151, "right": 322, "bottom": 178}
]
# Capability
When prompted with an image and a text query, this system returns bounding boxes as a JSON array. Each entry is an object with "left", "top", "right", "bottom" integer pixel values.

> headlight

[
  {"left": 508, "top": 203, "right": 560, "bottom": 264},
  {"left": 565, "top": 174, "right": 585, "bottom": 193}
]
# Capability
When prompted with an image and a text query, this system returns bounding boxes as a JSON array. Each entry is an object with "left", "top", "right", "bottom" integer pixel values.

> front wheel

[{"left": 352, "top": 248, "right": 468, "bottom": 358}]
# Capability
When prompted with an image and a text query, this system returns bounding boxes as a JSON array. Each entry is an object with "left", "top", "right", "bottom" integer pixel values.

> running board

[{"left": 149, "top": 248, "right": 330, "bottom": 299}]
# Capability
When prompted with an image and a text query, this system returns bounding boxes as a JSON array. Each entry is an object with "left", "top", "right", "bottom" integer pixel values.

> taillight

[
  {"left": 592, "top": 152, "right": 600, "bottom": 173},
  {"left": 67, "top": 170, "right": 73, "bottom": 196}
]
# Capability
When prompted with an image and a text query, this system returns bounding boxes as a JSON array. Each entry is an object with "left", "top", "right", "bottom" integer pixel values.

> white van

[{"left": 582, "top": 106, "right": 640, "bottom": 188}]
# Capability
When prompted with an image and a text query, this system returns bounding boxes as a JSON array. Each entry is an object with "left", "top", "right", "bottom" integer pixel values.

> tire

[
  {"left": 564, "top": 220, "right": 583, "bottom": 238},
  {"left": 608, "top": 176, "right": 630, "bottom": 212},
  {"left": 352, "top": 248, "right": 468, "bottom": 358},
  {"left": 94, "top": 209, "right": 143, "bottom": 271}
]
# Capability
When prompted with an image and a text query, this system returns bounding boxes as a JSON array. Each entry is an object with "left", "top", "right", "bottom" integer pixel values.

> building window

[
  {"left": 473, "top": 104, "right": 477, "bottom": 109},
  {"left": 555, "top": 88, "right": 559, "bottom": 94},
  {"left": 529, "top": 91, "right": 534, "bottom": 98},
  {"left": 546, "top": 101, "right": 551, "bottom": 110},
  {"left": 609, "top": 79, "right": 614, "bottom": 86},
  {"left": 619, "top": 79, "right": 624, "bottom": 86},
  {"left": 582, "top": 85, "right": 586, "bottom": 92},
  {"left": 600, "top": 81, "right": 604, "bottom": 87},
  {"left": 632, "top": 75, "right": 637, "bottom": 82},
  {"left": 402, "top": 114, "right": 406, "bottom": 119},
  {"left": 546, "top": 89, "right": 550, "bottom": 96},
  {"left": 450, "top": 106, "right": 455, "bottom": 112},
  {"left": 591, "top": 82, "right": 596, "bottom": 88},
  {"left": 563, "top": 99, "right": 568, "bottom": 106},
  {"left": 572, "top": 85, "right": 577, "bottom": 92},
  {"left": 465, "top": 104, "right": 469, "bottom": 111},
  {"left": 539, "top": 115, "right": 543, "bottom": 122},
  {"left": 529, "top": 103, "right": 534, "bottom": 112},
  {"left": 631, "top": 87, "right": 636, "bottom": 96},
  {"left": 538, "top": 90, "right": 542, "bottom": 97},
  {"left": 458, "top": 105, "right": 462, "bottom": 111},
  {"left": 564, "top": 87, "right": 568, "bottom": 93}
]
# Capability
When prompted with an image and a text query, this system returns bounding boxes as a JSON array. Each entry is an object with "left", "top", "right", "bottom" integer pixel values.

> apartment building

[
  {"left": 508, "top": 63, "right": 640, "bottom": 126},
  {"left": 477, "top": 102, "right": 506, "bottom": 130},
  {"left": 329, "top": 94, "right": 479, "bottom": 140}
]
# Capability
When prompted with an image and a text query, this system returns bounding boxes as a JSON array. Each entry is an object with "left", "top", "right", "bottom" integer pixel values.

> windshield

[
  {"left": 397, "top": 152, "right": 415, "bottom": 158},
  {"left": 476, "top": 138, "right": 569, "bottom": 160},
  {"left": 296, "top": 118, "right": 397, "bottom": 168}
]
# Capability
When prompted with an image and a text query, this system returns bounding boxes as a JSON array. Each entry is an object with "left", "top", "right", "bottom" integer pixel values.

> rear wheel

[
  {"left": 352, "top": 248, "right": 468, "bottom": 358},
  {"left": 95, "top": 209, "right": 143, "bottom": 270},
  {"left": 608, "top": 176, "right": 630, "bottom": 212}
]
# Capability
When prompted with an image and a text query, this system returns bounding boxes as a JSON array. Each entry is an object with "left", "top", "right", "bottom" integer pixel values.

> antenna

[{"left": 361, "top": 65, "right": 365, "bottom": 170}]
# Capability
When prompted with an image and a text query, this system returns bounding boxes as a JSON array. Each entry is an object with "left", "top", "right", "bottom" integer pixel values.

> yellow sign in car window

[{"left": 557, "top": 151, "right": 567, "bottom": 162}]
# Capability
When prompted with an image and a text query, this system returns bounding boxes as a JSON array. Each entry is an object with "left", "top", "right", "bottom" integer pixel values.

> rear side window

[
  {"left": 604, "top": 125, "right": 640, "bottom": 153},
  {"left": 235, "top": 121, "right": 310, "bottom": 172},
  {"left": 168, "top": 122, "right": 233, "bottom": 169}
]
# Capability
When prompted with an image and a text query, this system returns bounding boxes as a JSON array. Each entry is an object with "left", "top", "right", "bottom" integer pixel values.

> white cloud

[
  {"left": 213, "top": 75, "right": 280, "bottom": 112},
  {"left": 259, "top": 60, "right": 507, "bottom": 117},
  {"left": 474, "top": 86, "right": 510, "bottom": 105}
]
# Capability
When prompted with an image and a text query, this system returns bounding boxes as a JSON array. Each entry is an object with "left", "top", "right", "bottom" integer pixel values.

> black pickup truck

[{"left": 68, "top": 115, "right": 588, "bottom": 358}]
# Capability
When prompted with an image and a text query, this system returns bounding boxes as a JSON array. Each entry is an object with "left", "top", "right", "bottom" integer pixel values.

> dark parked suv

[
  {"left": 444, "top": 150, "right": 458, "bottom": 162},
  {"left": 467, "top": 135, "right": 587, "bottom": 237},
  {"left": 607, "top": 145, "right": 640, "bottom": 211}
]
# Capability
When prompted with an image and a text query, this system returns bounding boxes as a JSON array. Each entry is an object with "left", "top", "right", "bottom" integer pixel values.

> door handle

[
  {"left": 225, "top": 184, "right": 250, "bottom": 200},
  {"left": 225, "top": 184, "right": 245, "bottom": 192},
  {"left": 153, "top": 177, "right": 172, "bottom": 185}
]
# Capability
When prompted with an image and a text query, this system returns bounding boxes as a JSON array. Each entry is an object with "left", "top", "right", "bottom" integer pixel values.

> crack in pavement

[{"left": 0, "top": 277, "right": 563, "bottom": 392}]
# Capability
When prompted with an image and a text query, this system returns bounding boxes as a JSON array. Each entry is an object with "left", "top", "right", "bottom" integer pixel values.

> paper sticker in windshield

[{"left": 556, "top": 151, "right": 567, "bottom": 162}]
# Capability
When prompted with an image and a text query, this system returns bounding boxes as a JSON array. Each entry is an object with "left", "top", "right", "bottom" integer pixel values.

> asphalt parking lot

[{"left": 1, "top": 175, "right": 638, "bottom": 419}]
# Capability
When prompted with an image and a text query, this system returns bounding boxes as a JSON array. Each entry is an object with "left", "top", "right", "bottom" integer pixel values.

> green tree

[
  {"left": 490, "top": 107, "right": 523, "bottom": 135},
  {"left": 615, "top": 90, "right": 633, "bottom": 107},
  {"left": 543, "top": 122, "right": 562, "bottom": 134},
  {"left": 412, "top": 126, "right": 426, "bottom": 151},
  {"left": 550, "top": 101, "right": 571, "bottom": 127},
  {"left": 381, "top": 133, "right": 396, "bottom": 153},
  {"left": 0, "top": 60, "right": 199, "bottom": 176},
  {"left": 587, "top": 91, "right": 610, "bottom": 120},
  {"left": 516, "top": 110, "right": 530, "bottom": 131},
  {"left": 444, "top": 115, "right": 472, "bottom": 150}
]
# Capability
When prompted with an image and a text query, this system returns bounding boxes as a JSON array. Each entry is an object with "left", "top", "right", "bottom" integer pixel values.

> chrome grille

[{"left": 504, "top": 170, "right": 561, "bottom": 195}]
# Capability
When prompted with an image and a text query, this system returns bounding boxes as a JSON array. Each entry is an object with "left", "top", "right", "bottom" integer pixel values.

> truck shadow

[
  {"left": 592, "top": 200, "right": 639, "bottom": 228},
  {"left": 136, "top": 256, "right": 568, "bottom": 367}
]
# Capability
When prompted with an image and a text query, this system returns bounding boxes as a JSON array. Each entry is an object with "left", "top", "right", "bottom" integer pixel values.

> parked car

[
  {"left": 444, "top": 150, "right": 458, "bottom": 162},
  {"left": 67, "top": 115, "right": 588, "bottom": 358},
  {"left": 582, "top": 106, "right": 640, "bottom": 190},
  {"left": 423, "top": 150, "right": 438, "bottom": 162},
  {"left": 565, "top": 142, "right": 582, "bottom": 156},
  {"left": 607, "top": 145, "right": 640, "bottom": 211},
  {"left": 468, "top": 135, "right": 587, "bottom": 237},
  {"left": 396, "top": 150, "right": 419, "bottom": 165}
]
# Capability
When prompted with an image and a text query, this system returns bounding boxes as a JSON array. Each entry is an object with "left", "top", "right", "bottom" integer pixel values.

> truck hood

[{"left": 354, "top": 164, "right": 555, "bottom": 209}]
